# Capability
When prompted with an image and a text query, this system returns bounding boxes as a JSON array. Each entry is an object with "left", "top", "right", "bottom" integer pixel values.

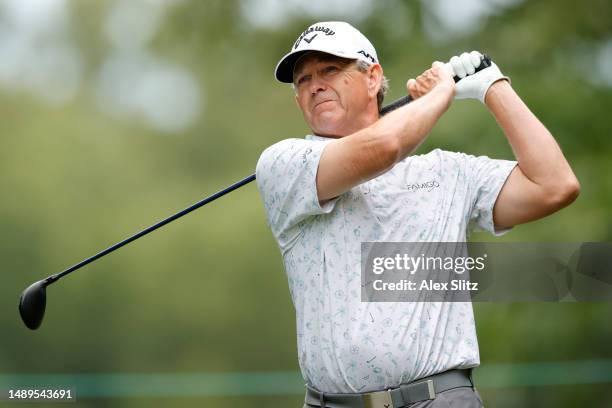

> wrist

[
  {"left": 484, "top": 78, "right": 511, "bottom": 106},
  {"left": 431, "top": 82, "right": 454, "bottom": 110}
]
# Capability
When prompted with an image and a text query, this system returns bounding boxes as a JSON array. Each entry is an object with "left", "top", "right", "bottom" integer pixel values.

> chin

[
  {"left": 311, "top": 116, "right": 347, "bottom": 137},
  {"left": 312, "top": 125, "right": 343, "bottom": 138}
]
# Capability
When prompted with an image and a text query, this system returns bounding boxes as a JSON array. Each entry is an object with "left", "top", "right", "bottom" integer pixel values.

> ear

[
  {"left": 294, "top": 93, "right": 300, "bottom": 109},
  {"left": 367, "top": 64, "right": 383, "bottom": 98}
]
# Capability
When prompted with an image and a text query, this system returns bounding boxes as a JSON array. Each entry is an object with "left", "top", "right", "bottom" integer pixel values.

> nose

[{"left": 308, "top": 73, "right": 327, "bottom": 95}]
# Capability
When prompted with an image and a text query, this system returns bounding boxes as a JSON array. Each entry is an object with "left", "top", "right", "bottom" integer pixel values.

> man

[{"left": 255, "top": 21, "right": 579, "bottom": 407}]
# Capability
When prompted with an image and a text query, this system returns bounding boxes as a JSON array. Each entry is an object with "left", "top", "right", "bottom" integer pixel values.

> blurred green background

[{"left": 1, "top": 0, "right": 611, "bottom": 407}]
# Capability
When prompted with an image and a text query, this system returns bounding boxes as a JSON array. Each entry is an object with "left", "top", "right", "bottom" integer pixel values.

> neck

[{"left": 314, "top": 107, "right": 380, "bottom": 139}]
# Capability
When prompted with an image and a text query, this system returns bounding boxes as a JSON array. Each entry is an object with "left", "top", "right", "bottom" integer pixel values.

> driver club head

[{"left": 19, "top": 280, "right": 48, "bottom": 330}]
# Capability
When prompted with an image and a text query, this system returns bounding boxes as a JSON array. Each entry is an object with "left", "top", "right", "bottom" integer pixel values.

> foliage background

[{"left": 1, "top": 0, "right": 611, "bottom": 406}]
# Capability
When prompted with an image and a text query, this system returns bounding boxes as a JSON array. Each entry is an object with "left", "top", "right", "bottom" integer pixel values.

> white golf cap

[{"left": 274, "top": 21, "right": 379, "bottom": 83}]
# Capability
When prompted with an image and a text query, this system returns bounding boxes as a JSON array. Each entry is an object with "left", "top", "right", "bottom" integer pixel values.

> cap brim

[
  {"left": 274, "top": 50, "right": 310, "bottom": 84},
  {"left": 274, "top": 49, "right": 361, "bottom": 84}
]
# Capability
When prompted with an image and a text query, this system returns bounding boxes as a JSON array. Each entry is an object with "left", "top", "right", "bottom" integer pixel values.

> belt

[{"left": 305, "top": 368, "right": 474, "bottom": 408}]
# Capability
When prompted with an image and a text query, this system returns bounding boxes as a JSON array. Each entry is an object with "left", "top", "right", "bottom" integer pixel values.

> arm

[
  {"left": 316, "top": 62, "right": 454, "bottom": 202},
  {"left": 485, "top": 80, "right": 581, "bottom": 229}
]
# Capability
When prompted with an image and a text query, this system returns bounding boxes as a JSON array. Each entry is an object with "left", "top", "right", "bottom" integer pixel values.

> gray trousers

[{"left": 303, "top": 386, "right": 484, "bottom": 408}]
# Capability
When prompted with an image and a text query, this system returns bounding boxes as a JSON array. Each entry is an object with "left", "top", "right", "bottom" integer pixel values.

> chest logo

[{"left": 406, "top": 180, "right": 440, "bottom": 192}]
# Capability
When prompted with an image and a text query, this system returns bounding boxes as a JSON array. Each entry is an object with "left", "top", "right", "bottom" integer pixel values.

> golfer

[{"left": 256, "top": 21, "right": 579, "bottom": 408}]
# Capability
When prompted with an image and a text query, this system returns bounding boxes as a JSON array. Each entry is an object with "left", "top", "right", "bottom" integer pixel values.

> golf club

[{"left": 19, "top": 55, "right": 492, "bottom": 330}]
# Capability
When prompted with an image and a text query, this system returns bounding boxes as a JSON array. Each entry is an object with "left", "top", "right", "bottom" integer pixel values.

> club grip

[{"left": 380, "top": 54, "right": 492, "bottom": 116}]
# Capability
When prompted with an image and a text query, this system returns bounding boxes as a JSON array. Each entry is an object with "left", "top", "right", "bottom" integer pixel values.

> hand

[
  {"left": 449, "top": 51, "right": 510, "bottom": 103},
  {"left": 407, "top": 61, "right": 455, "bottom": 101}
]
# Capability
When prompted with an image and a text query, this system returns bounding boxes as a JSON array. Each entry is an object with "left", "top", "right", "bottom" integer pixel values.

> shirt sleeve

[
  {"left": 464, "top": 153, "right": 518, "bottom": 236},
  {"left": 255, "top": 138, "right": 339, "bottom": 251}
]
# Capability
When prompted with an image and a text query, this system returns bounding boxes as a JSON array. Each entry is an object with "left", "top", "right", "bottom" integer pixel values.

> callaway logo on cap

[{"left": 274, "top": 21, "right": 379, "bottom": 83}]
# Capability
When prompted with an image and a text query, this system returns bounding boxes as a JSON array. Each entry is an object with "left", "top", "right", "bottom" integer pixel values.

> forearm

[
  {"left": 372, "top": 84, "right": 453, "bottom": 162},
  {"left": 485, "top": 81, "right": 579, "bottom": 193}
]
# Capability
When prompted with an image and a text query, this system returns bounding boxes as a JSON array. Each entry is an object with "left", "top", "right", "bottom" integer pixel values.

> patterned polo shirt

[{"left": 256, "top": 134, "right": 517, "bottom": 393}]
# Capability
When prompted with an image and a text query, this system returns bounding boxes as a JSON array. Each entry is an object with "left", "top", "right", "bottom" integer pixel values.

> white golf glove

[{"left": 447, "top": 51, "right": 510, "bottom": 103}]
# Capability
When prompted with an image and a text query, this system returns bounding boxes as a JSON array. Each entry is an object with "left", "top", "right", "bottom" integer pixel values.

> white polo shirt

[{"left": 255, "top": 134, "right": 517, "bottom": 393}]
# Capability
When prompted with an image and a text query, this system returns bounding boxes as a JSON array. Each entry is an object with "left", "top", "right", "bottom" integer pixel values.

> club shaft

[
  {"left": 45, "top": 54, "right": 492, "bottom": 284},
  {"left": 49, "top": 174, "right": 257, "bottom": 283}
]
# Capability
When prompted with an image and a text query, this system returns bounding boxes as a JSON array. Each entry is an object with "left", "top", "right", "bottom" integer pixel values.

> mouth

[{"left": 313, "top": 100, "right": 336, "bottom": 110}]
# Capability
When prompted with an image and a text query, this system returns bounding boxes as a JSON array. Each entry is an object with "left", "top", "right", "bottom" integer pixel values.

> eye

[
  {"left": 296, "top": 74, "right": 311, "bottom": 85},
  {"left": 324, "top": 65, "right": 339, "bottom": 74}
]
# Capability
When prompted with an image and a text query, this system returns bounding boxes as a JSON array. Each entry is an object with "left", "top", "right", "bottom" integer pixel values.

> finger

[
  {"left": 433, "top": 61, "right": 454, "bottom": 80},
  {"left": 431, "top": 60, "right": 446, "bottom": 76},
  {"left": 469, "top": 50, "right": 481, "bottom": 67},
  {"left": 444, "top": 62, "right": 454, "bottom": 77},
  {"left": 460, "top": 52, "right": 475, "bottom": 75},
  {"left": 407, "top": 79, "right": 418, "bottom": 97},
  {"left": 416, "top": 74, "right": 430, "bottom": 87},
  {"left": 450, "top": 56, "right": 466, "bottom": 79},
  {"left": 439, "top": 61, "right": 453, "bottom": 77},
  {"left": 431, "top": 60, "right": 444, "bottom": 69}
]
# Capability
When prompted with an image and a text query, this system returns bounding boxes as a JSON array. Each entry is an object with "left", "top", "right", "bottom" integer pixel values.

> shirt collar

[{"left": 305, "top": 134, "right": 336, "bottom": 142}]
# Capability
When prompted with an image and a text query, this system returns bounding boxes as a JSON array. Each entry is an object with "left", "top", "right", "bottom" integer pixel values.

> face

[{"left": 293, "top": 52, "right": 381, "bottom": 138}]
